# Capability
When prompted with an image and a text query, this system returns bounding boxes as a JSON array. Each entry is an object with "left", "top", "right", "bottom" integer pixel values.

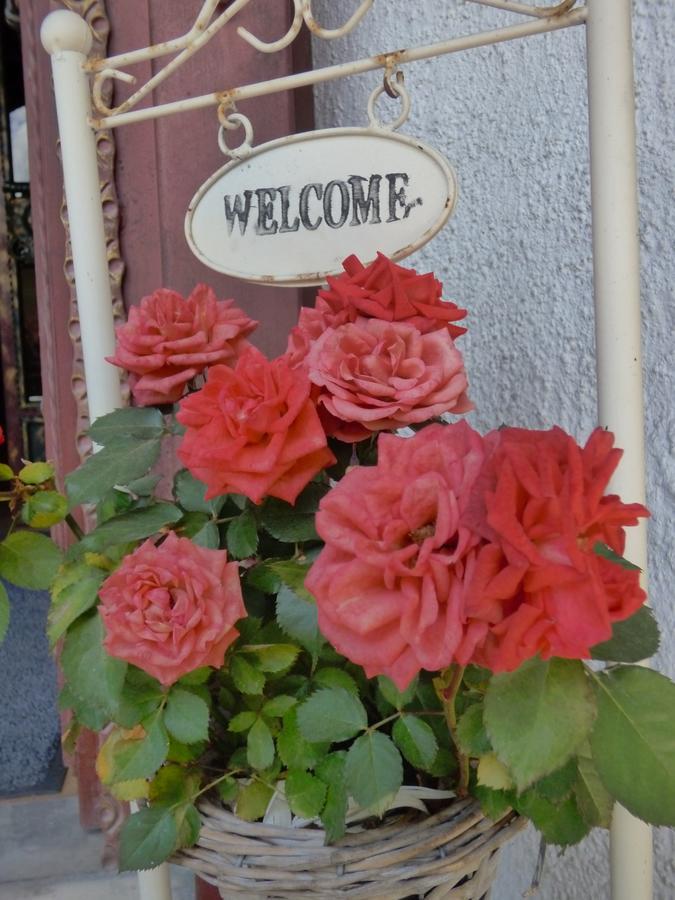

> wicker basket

[{"left": 174, "top": 796, "right": 525, "bottom": 899}]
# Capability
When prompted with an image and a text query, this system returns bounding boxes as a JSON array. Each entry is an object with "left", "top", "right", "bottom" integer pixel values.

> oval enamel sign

[{"left": 185, "top": 128, "right": 457, "bottom": 287}]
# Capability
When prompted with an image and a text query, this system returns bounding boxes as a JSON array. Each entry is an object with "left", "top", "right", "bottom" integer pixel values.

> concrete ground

[{"left": 0, "top": 777, "right": 195, "bottom": 900}]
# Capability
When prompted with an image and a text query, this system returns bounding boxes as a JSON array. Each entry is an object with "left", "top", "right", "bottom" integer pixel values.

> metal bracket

[{"left": 466, "top": 0, "right": 577, "bottom": 17}]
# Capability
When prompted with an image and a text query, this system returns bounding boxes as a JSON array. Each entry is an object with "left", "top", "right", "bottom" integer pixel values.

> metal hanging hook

[
  {"left": 237, "top": 0, "right": 304, "bottom": 53},
  {"left": 92, "top": 68, "right": 138, "bottom": 118},
  {"left": 217, "top": 105, "right": 254, "bottom": 159},
  {"left": 367, "top": 68, "right": 411, "bottom": 132},
  {"left": 301, "top": 0, "right": 374, "bottom": 40}
]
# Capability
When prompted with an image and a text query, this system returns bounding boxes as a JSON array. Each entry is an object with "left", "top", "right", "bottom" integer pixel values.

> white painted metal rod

[
  {"left": 92, "top": 5, "right": 587, "bottom": 130},
  {"left": 41, "top": 10, "right": 172, "bottom": 900},
  {"left": 586, "top": 1, "right": 652, "bottom": 898}
]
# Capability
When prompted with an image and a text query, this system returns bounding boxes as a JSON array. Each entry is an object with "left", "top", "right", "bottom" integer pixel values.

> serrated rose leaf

[
  {"left": 297, "top": 688, "right": 367, "bottom": 743},
  {"left": 393, "top": 715, "right": 438, "bottom": 770},
  {"left": 118, "top": 806, "right": 178, "bottom": 872},
  {"left": 345, "top": 732, "right": 403, "bottom": 816},
  {"left": 247, "top": 718, "right": 275, "bottom": 771},
  {"left": 164, "top": 688, "right": 210, "bottom": 744},
  {"left": 484, "top": 658, "right": 596, "bottom": 791},
  {"left": 0, "top": 531, "right": 62, "bottom": 590},
  {"left": 285, "top": 770, "right": 327, "bottom": 819}
]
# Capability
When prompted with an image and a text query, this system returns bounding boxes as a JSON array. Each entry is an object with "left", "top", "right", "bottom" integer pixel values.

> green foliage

[
  {"left": 115, "top": 668, "right": 165, "bottom": 729},
  {"left": 18, "top": 461, "right": 55, "bottom": 485},
  {"left": 61, "top": 611, "right": 127, "bottom": 718},
  {"left": 277, "top": 708, "right": 329, "bottom": 771},
  {"left": 392, "top": 715, "right": 438, "bottom": 771},
  {"left": 456, "top": 704, "right": 491, "bottom": 756},
  {"left": 345, "top": 732, "right": 403, "bottom": 816},
  {"left": 245, "top": 644, "right": 300, "bottom": 674},
  {"left": 236, "top": 780, "right": 274, "bottom": 821},
  {"left": 247, "top": 718, "right": 275, "bottom": 770},
  {"left": 378, "top": 675, "right": 418, "bottom": 710},
  {"left": 484, "top": 658, "right": 596, "bottom": 791},
  {"left": 591, "top": 607, "right": 659, "bottom": 662},
  {"left": 65, "top": 436, "right": 162, "bottom": 507},
  {"left": 88, "top": 407, "right": 165, "bottom": 446},
  {"left": 261, "top": 483, "right": 328, "bottom": 542},
  {"left": 314, "top": 667, "right": 359, "bottom": 695},
  {"left": 515, "top": 791, "right": 590, "bottom": 847},
  {"left": 574, "top": 753, "right": 613, "bottom": 828},
  {"left": 118, "top": 806, "right": 178, "bottom": 872},
  {"left": 21, "top": 490, "right": 68, "bottom": 528},
  {"left": 173, "top": 468, "right": 222, "bottom": 514},
  {"left": 297, "top": 688, "right": 367, "bottom": 743},
  {"left": 276, "top": 585, "right": 324, "bottom": 659},
  {"left": 79, "top": 503, "right": 183, "bottom": 551},
  {"left": 226, "top": 509, "right": 259, "bottom": 559},
  {"left": 0, "top": 463, "right": 13, "bottom": 481},
  {"left": 164, "top": 688, "right": 210, "bottom": 744},
  {"left": 47, "top": 562, "right": 106, "bottom": 647},
  {"left": 593, "top": 541, "right": 641, "bottom": 571},
  {"left": 589, "top": 666, "right": 675, "bottom": 826},
  {"left": 285, "top": 770, "right": 327, "bottom": 818},
  {"left": 230, "top": 656, "right": 266, "bottom": 695},
  {"left": 110, "top": 716, "right": 170, "bottom": 783},
  {"left": 0, "top": 531, "right": 62, "bottom": 590},
  {"left": 316, "top": 753, "right": 348, "bottom": 842}
]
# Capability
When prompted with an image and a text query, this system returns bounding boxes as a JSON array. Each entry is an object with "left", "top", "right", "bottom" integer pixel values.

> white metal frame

[{"left": 39, "top": 2, "right": 650, "bottom": 898}]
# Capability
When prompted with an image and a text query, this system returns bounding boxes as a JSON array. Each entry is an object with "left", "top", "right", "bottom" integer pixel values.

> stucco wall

[{"left": 311, "top": 2, "right": 674, "bottom": 897}]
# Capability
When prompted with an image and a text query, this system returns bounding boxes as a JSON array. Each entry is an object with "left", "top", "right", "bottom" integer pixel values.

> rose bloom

[
  {"left": 457, "top": 426, "right": 649, "bottom": 671},
  {"left": 177, "top": 346, "right": 335, "bottom": 505},
  {"left": 286, "top": 252, "right": 467, "bottom": 367},
  {"left": 99, "top": 532, "right": 245, "bottom": 686},
  {"left": 306, "top": 318, "right": 472, "bottom": 442},
  {"left": 108, "top": 284, "right": 257, "bottom": 405},
  {"left": 306, "top": 423, "right": 486, "bottom": 689}
]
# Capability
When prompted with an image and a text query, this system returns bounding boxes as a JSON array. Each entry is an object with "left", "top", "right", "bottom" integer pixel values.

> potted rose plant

[{"left": 1, "top": 255, "right": 673, "bottom": 898}]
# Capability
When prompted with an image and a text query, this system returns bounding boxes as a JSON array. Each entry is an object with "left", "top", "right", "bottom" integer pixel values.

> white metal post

[
  {"left": 40, "top": 11, "right": 172, "bottom": 900},
  {"left": 586, "top": 2, "right": 652, "bottom": 898}
]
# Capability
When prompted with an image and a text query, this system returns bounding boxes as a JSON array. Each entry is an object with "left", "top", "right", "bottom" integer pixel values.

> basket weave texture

[{"left": 174, "top": 796, "right": 525, "bottom": 899}]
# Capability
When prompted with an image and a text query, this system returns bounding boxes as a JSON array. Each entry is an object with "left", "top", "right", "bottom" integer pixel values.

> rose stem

[{"left": 433, "top": 664, "right": 470, "bottom": 796}]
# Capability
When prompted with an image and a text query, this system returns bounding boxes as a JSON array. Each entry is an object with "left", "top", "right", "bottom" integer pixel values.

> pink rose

[
  {"left": 108, "top": 284, "right": 257, "bottom": 405},
  {"left": 306, "top": 423, "right": 486, "bottom": 689},
  {"left": 457, "top": 427, "right": 649, "bottom": 671},
  {"left": 99, "top": 532, "right": 245, "bottom": 686},
  {"left": 177, "top": 346, "right": 335, "bottom": 505},
  {"left": 286, "top": 253, "right": 467, "bottom": 367},
  {"left": 306, "top": 319, "right": 472, "bottom": 442}
]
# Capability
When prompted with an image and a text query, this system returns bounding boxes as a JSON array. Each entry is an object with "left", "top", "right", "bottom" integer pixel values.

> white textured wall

[{"left": 311, "top": 2, "right": 674, "bottom": 897}]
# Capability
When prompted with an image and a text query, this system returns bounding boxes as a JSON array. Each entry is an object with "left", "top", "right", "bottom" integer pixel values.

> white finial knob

[{"left": 41, "top": 10, "right": 93, "bottom": 56}]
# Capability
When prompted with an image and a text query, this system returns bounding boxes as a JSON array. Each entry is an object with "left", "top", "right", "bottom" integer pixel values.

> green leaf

[
  {"left": 178, "top": 511, "right": 210, "bottom": 539},
  {"left": 65, "top": 436, "right": 162, "bottom": 507},
  {"left": 61, "top": 611, "right": 127, "bottom": 717},
  {"left": 392, "top": 715, "right": 438, "bottom": 771},
  {"left": 176, "top": 803, "right": 202, "bottom": 849},
  {"left": 112, "top": 716, "right": 169, "bottom": 783},
  {"left": 262, "top": 695, "right": 298, "bottom": 719},
  {"left": 230, "top": 656, "right": 265, "bottom": 695},
  {"left": 217, "top": 776, "right": 239, "bottom": 804},
  {"left": 276, "top": 585, "right": 324, "bottom": 659},
  {"left": 126, "top": 474, "right": 162, "bottom": 497},
  {"left": 474, "top": 785, "right": 516, "bottom": 821},
  {"left": 316, "top": 753, "right": 348, "bottom": 842},
  {"left": 377, "top": 675, "right": 419, "bottom": 710},
  {"left": 515, "top": 791, "right": 590, "bottom": 847},
  {"left": 118, "top": 806, "right": 178, "bottom": 872},
  {"left": 574, "top": 754, "right": 613, "bottom": 828},
  {"left": 178, "top": 667, "right": 212, "bottom": 686},
  {"left": 247, "top": 717, "right": 275, "bottom": 770},
  {"left": 164, "top": 688, "right": 210, "bottom": 744},
  {"left": 173, "top": 468, "right": 222, "bottom": 514},
  {"left": 115, "top": 669, "right": 165, "bottom": 728},
  {"left": 286, "top": 770, "right": 327, "bottom": 818},
  {"left": 314, "top": 668, "right": 359, "bottom": 695},
  {"left": 89, "top": 407, "right": 165, "bottom": 446},
  {"left": 593, "top": 541, "right": 641, "bottom": 571},
  {"left": 229, "top": 711, "right": 258, "bottom": 733},
  {"left": 345, "top": 732, "right": 403, "bottom": 816},
  {"left": 267, "top": 559, "right": 313, "bottom": 599},
  {"left": 297, "top": 688, "right": 367, "bottom": 743},
  {"left": 591, "top": 607, "right": 659, "bottom": 662},
  {"left": 277, "top": 708, "right": 330, "bottom": 770},
  {"left": 246, "top": 563, "right": 281, "bottom": 594},
  {"left": 0, "top": 582, "right": 9, "bottom": 643},
  {"left": 0, "top": 463, "right": 13, "bottom": 481},
  {"left": 484, "top": 658, "right": 596, "bottom": 791},
  {"left": 149, "top": 764, "right": 200, "bottom": 807},
  {"left": 167, "top": 736, "right": 206, "bottom": 764},
  {"left": 21, "top": 491, "right": 68, "bottom": 528},
  {"left": 47, "top": 563, "right": 105, "bottom": 647},
  {"left": 532, "top": 758, "right": 578, "bottom": 803},
  {"left": 236, "top": 780, "right": 274, "bottom": 821},
  {"left": 80, "top": 503, "right": 183, "bottom": 550},
  {"left": 245, "top": 644, "right": 300, "bottom": 674},
  {"left": 226, "top": 509, "right": 258, "bottom": 559},
  {"left": 192, "top": 522, "right": 220, "bottom": 549},
  {"left": 0, "top": 531, "right": 62, "bottom": 589},
  {"left": 59, "top": 683, "right": 109, "bottom": 731},
  {"left": 589, "top": 666, "right": 675, "bottom": 826},
  {"left": 456, "top": 704, "right": 492, "bottom": 756},
  {"left": 18, "top": 461, "right": 54, "bottom": 485},
  {"left": 477, "top": 753, "right": 514, "bottom": 791},
  {"left": 261, "top": 483, "right": 328, "bottom": 542}
]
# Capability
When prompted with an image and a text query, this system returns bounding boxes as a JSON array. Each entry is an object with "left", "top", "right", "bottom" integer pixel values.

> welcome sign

[{"left": 185, "top": 128, "right": 457, "bottom": 286}]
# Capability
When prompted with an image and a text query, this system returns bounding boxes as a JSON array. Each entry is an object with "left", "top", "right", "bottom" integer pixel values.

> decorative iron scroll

[
  {"left": 85, "top": 0, "right": 583, "bottom": 132},
  {"left": 59, "top": 0, "right": 128, "bottom": 463}
]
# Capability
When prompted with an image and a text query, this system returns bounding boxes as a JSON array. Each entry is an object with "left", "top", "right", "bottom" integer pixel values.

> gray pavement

[{"left": 0, "top": 791, "right": 195, "bottom": 899}]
